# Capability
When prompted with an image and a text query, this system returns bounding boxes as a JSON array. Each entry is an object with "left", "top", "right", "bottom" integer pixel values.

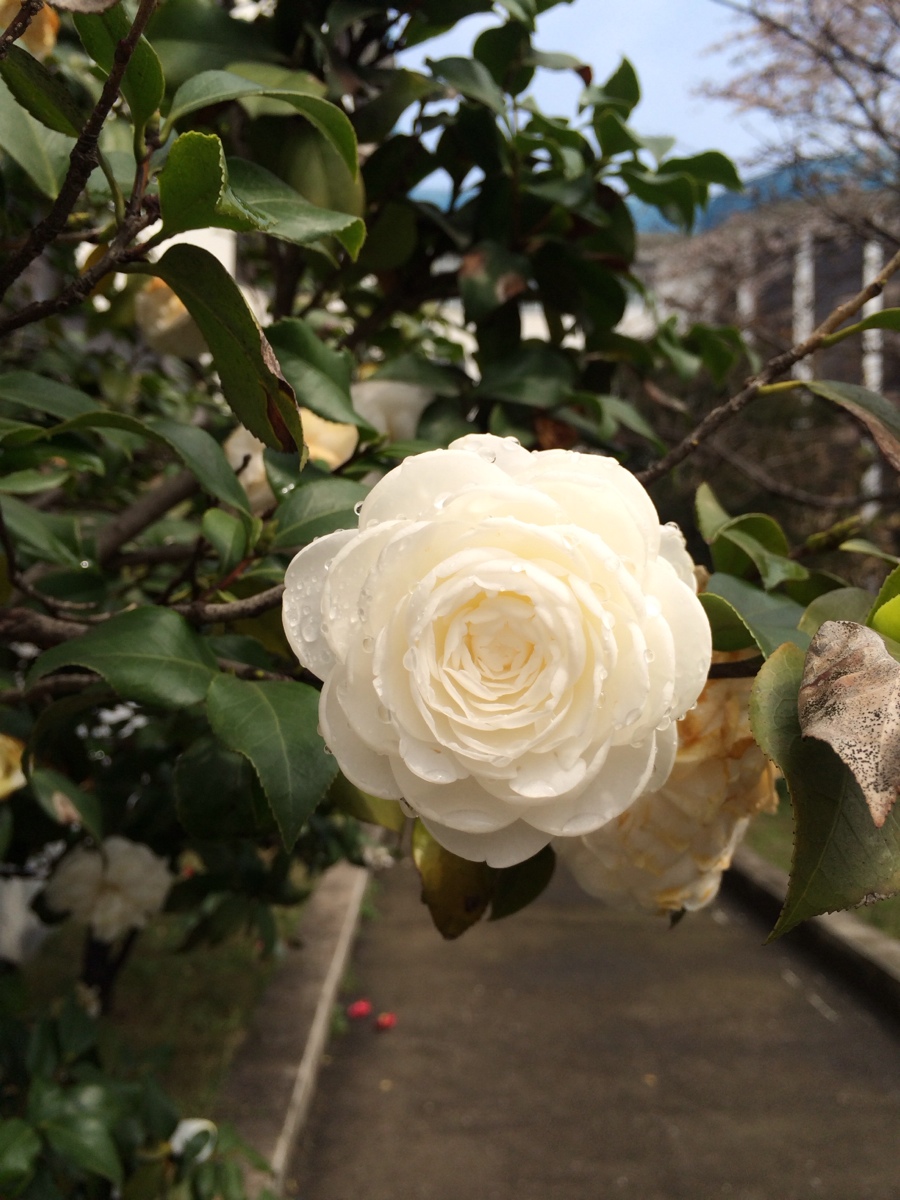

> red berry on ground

[
  {"left": 346, "top": 998, "right": 373, "bottom": 1019},
  {"left": 375, "top": 1011, "right": 397, "bottom": 1031}
]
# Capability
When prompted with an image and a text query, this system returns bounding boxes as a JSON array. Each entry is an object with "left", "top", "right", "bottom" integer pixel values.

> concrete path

[{"left": 287, "top": 858, "right": 900, "bottom": 1200}]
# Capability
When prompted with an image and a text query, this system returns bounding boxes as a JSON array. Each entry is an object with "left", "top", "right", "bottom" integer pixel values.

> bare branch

[
  {"left": 0, "top": 672, "right": 103, "bottom": 706},
  {"left": 0, "top": 0, "right": 159, "bottom": 301},
  {"left": 637, "top": 244, "right": 900, "bottom": 484},
  {"left": 172, "top": 584, "right": 286, "bottom": 624},
  {"left": 0, "top": 606, "right": 88, "bottom": 648},
  {"left": 0, "top": 0, "right": 45, "bottom": 62},
  {"left": 95, "top": 470, "right": 199, "bottom": 565}
]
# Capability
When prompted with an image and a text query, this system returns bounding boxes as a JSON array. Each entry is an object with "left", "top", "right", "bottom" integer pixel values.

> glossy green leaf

[
  {"left": 146, "top": 416, "right": 252, "bottom": 522},
  {"left": 749, "top": 642, "right": 900, "bottom": 936},
  {"left": 701, "top": 573, "right": 808, "bottom": 658},
  {"left": 164, "top": 70, "right": 357, "bottom": 175},
  {"left": 798, "top": 587, "right": 874, "bottom": 637},
  {"left": 0, "top": 45, "right": 88, "bottom": 136},
  {"left": 0, "top": 372, "right": 96, "bottom": 419},
  {"left": 839, "top": 537, "right": 900, "bottom": 566},
  {"left": 227, "top": 159, "right": 365, "bottom": 257},
  {"left": 870, "top": 594, "right": 900, "bottom": 643},
  {"left": 0, "top": 77, "right": 72, "bottom": 197},
  {"left": 601, "top": 57, "right": 641, "bottom": 114},
  {"left": 0, "top": 1118, "right": 40, "bottom": 1195},
  {"left": 869, "top": 563, "right": 900, "bottom": 622},
  {"left": 74, "top": 7, "right": 164, "bottom": 134},
  {"left": 28, "top": 608, "right": 219, "bottom": 709},
  {"left": 144, "top": 245, "right": 304, "bottom": 453},
  {"left": 0, "top": 467, "right": 69, "bottom": 494},
  {"left": 0, "top": 496, "right": 81, "bottom": 566},
  {"left": 266, "top": 319, "right": 373, "bottom": 431},
  {"left": 805, "top": 380, "right": 900, "bottom": 472},
  {"left": 459, "top": 240, "right": 530, "bottom": 324},
  {"left": 695, "top": 481, "right": 731, "bottom": 542},
  {"left": 202, "top": 508, "right": 247, "bottom": 575},
  {"left": 713, "top": 518, "right": 808, "bottom": 590},
  {"left": 412, "top": 821, "right": 494, "bottom": 939},
  {"left": 29, "top": 767, "right": 103, "bottom": 840},
  {"left": 659, "top": 151, "right": 742, "bottom": 191},
  {"left": 271, "top": 477, "right": 366, "bottom": 549},
  {"left": 44, "top": 1119, "right": 122, "bottom": 1187},
  {"left": 206, "top": 676, "right": 338, "bottom": 848},
  {"left": 158, "top": 131, "right": 255, "bottom": 236},
  {"left": 427, "top": 55, "right": 506, "bottom": 114},
  {"left": 174, "top": 735, "right": 275, "bottom": 839},
  {"left": 490, "top": 845, "right": 555, "bottom": 921},
  {"left": 474, "top": 342, "right": 576, "bottom": 408},
  {"left": 820, "top": 308, "right": 900, "bottom": 347}
]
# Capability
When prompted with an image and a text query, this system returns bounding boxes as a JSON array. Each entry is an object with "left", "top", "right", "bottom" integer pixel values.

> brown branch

[
  {"left": 95, "top": 470, "right": 199, "bottom": 565},
  {"left": 172, "top": 584, "right": 285, "bottom": 624},
  {"left": 0, "top": 606, "right": 88, "bottom": 648},
  {"left": 707, "top": 658, "right": 763, "bottom": 679},
  {"left": 0, "top": 221, "right": 155, "bottom": 337},
  {"left": 0, "top": 0, "right": 45, "bottom": 62},
  {"left": 708, "top": 438, "right": 900, "bottom": 509},
  {"left": 637, "top": 244, "right": 900, "bottom": 485},
  {"left": 0, "top": 672, "right": 103, "bottom": 706},
  {"left": 0, "top": 0, "right": 159, "bottom": 302}
]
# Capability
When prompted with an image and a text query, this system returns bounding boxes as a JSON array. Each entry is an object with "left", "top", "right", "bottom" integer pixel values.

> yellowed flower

[
  {"left": 0, "top": 0, "right": 59, "bottom": 59},
  {"left": 134, "top": 278, "right": 209, "bottom": 359},
  {"left": 557, "top": 672, "right": 777, "bottom": 915},
  {"left": 0, "top": 734, "right": 25, "bottom": 801},
  {"left": 225, "top": 415, "right": 357, "bottom": 517}
]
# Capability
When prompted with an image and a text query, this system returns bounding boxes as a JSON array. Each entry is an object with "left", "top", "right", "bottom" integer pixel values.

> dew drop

[
  {"left": 644, "top": 648, "right": 655, "bottom": 663},
  {"left": 362, "top": 635, "right": 375, "bottom": 652},
  {"left": 323, "top": 745, "right": 334, "bottom": 756},
  {"left": 301, "top": 619, "right": 319, "bottom": 642},
  {"left": 353, "top": 501, "right": 364, "bottom": 516},
  {"left": 377, "top": 703, "right": 390, "bottom": 723}
]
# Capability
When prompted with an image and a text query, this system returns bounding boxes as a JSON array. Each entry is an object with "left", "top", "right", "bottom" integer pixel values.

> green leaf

[
  {"left": 804, "top": 380, "right": 900, "bottom": 472},
  {"left": 271, "top": 478, "right": 366, "bottom": 549},
  {"left": 490, "top": 845, "right": 555, "bottom": 921},
  {"left": 659, "top": 150, "right": 742, "bottom": 191},
  {"left": 266, "top": 319, "right": 373, "bottom": 431},
  {"left": 0, "top": 1119, "right": 40, "bottom": 1195},
  {"left": 174, "top": 735, "right": 274, "bottom": 839},
  {"left": 869, "top": 563, "right": 900, "bottom": 623},
  {"left": 701, "top": 573, "right": 809, "bottom": 658},
  {"left": 592, "top": 56, "right": 641, "bottom": 116},
  {"left": 158, "top": 131, "right": 255, "bottom": 236},
  {"left": 0, "top": 496, "right": 81, "bottom": 566},
  {"left": 206, "top": 676, "right": 338, "bottom": 848},
  {"left": 227, "top": 159, "right": 365, "bottom": 257},
  {"left": 838, "top": 537, "right": 900, "bottom": 566},
  {"left": 143, "top": 245, "right": 303, "bottom": 453},
  {"left": 412, "top": 820, "right": 494, "bottom": 939},
  {"left": 695, "top": 481, "right": 731, "bottom": 542},
  {"left": 473, "top": 342, "right": 575, "bottom": 408},
  {"left": 0, "top": 372, "right": 96, "bottom": 419},
  {"left": 329, "top": 771, "right": 405, "bottom": 833},
  {"left": 202, "top": 508, "right": 247, "bottom": 575},
  {"left": 798, "top": 587, "right": 874, "bottom": 637},
  {"left": 427, "top": 56, "right": 506, "bottom": 114},
  {"left": 749, "top": 643, "right": 900, "bottom": 936},
  {"left": 29, "top": 768, "right": 103, "bottom": 840},
  {"left": 44, "top": 1119, "right": 122, "bottom": 1187},
  {"left": 28, "top": 608, "right": 219, "bottom": 709},
  {"left": 459, "top": 240, "right": 530, "bottom": 324},
  {"left": 820, "top": 308, "right": 900, "bottom": 347},
  {"left": 593, "top": 109, "right": 642, "bottom": 157},
  {"left": 0, "top": 76, "right": 72, "bottom": 197},
  {"left": 0, "top": 468, "right": 70, "bottom": 494},
  {"left": 146, "top": 416, "right": 252, "bottom": 522},
  {"left": 74, "top": 7, "right": 164, "bottom": 134},
  {"left": 164, "top": 71, "right": 357, "bottom": 176},
  {"left": 618, "top": 165, "right": 697, "bottom": 231},
  {"left": 0, "top": 45, "right": 88, "bottom": 136},
  {"left": 712, "top": 516, "right": 808, "bottom": 590}
]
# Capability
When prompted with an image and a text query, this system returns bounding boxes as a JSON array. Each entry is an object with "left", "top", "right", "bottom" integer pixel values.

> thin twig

[
  {"left": 95, "top": 470, "right": 199, "bottom": 565},
  {"left": 0, "top": 673, "right": 103, "bottom": 706},
  {"left": 0, "top": 0, "right": 159, "bottom": 301},
  {"left": 637, "top": 245, "right": 900, "bottom": 485},
  {"left": 172, "top": 584, "right": 286, "bottom": 624},
  {"left": 0, "top": 0, "right": 45, "bottom": 62},
  {"left": 0, "top": 606, "right": 88, "bottom": 648}
]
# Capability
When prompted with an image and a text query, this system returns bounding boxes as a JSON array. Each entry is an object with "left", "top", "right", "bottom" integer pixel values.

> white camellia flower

[
  {"left": 283, "top": 433, "right": 712, "bottom": 866},
  {"left": 556, "top": 673, "right": 776, "bottom": 914},
  {"left": 43, "top": 836, "right": 173, "bottom": 942}
]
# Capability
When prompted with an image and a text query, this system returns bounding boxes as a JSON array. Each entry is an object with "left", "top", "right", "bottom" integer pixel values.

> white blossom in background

[
  {"left": 0, "top": 734, "right": 26, "bottom": 800},
  {"left": 169, "top": 1119, "right": 217, "bottom": 1163},
  {"left": 43, "top": 836, "right": 173, "bottom": 942},
  {"left": 134, "top": 278, "right": 210, "bottom": 359},
  {"left": 557, "top": 673, "right": 776, "bottom": 915},
  {"left": 0, "top": 878, "right": 50, "bottom": 964},
  {"left": 351, "top": 379, "right": 433, "bottom": 442},
  {"left": 283, "top": 433, "right": 712, "bottom": 867}
]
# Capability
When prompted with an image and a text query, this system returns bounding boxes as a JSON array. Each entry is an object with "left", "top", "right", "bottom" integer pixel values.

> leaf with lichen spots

[{"left": 798, "top": 620, "right": 900, "bottom": 827}]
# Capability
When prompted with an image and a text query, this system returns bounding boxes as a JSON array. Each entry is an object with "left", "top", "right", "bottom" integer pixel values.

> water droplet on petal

[
  {"left": 362, "top": 635, "right": 375, "bottom": 652},
  {"left": 353, "top": 501, "right": 364, "bottom": 516}
]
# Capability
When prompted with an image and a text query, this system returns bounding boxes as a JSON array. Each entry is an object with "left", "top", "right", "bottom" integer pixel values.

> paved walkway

[{"left": 287, "top": 858, "right": 900, "bottom": 1200}]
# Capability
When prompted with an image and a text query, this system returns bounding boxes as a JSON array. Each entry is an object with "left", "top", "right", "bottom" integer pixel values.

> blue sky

[{"left": 400, "top": 0, "right": 782, "bottom": 168}]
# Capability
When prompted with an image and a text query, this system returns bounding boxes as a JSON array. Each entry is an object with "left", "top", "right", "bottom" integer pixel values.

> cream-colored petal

[
  {"left": 320, "top": 672, "right": 403, "bottom": 799},
  {"left": 282, "top": 529, "right": 357, "bottom": 678},
  {"left": 421, "top": 815, "right": 552, "bottom": 868}
]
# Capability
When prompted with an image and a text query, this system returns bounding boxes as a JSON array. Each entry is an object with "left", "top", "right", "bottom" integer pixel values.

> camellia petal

[{"left": 282, "top": 434, "right": 712, "bottom": 866}]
